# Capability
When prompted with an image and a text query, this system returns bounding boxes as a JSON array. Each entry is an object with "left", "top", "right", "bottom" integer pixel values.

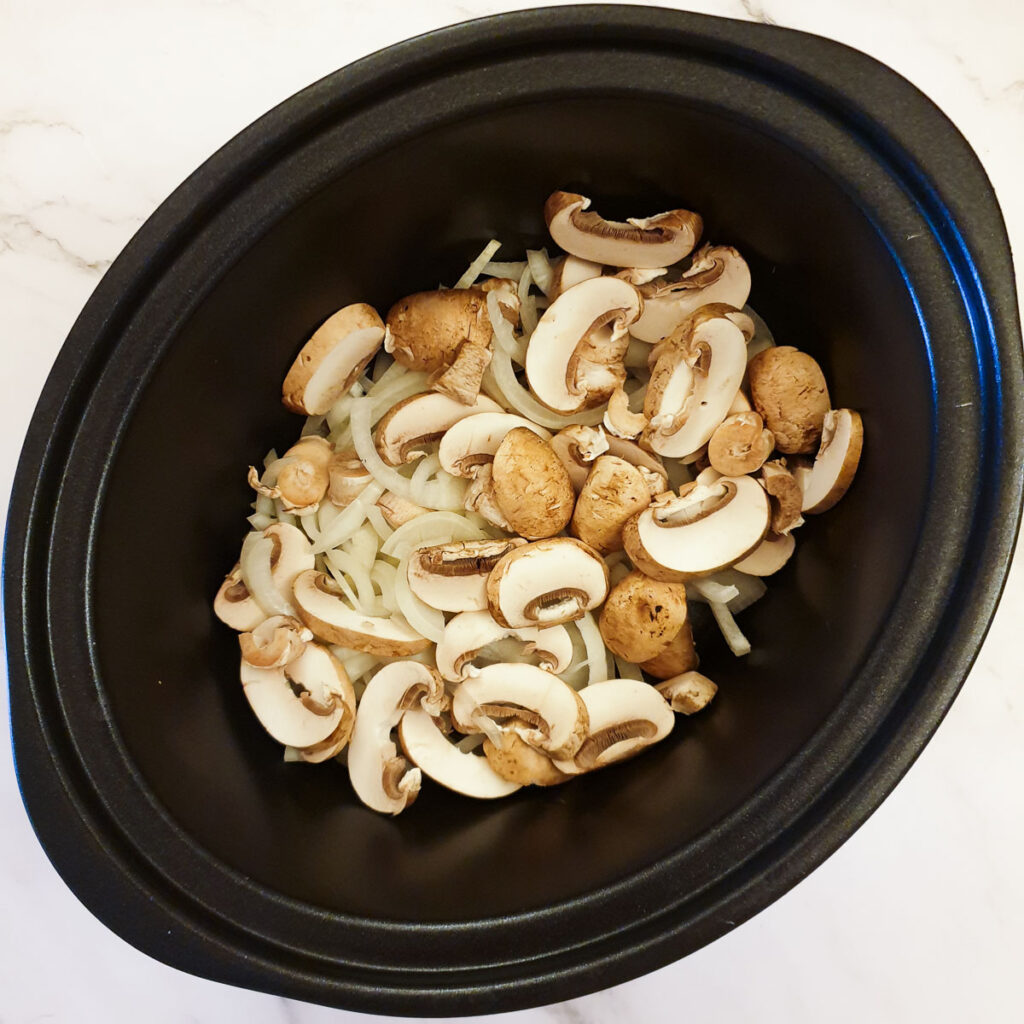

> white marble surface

[{"left": 2, "top": 1, "right": 1022, "bottom": 1021}]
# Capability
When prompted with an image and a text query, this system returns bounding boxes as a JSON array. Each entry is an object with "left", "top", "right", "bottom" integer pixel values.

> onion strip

[
  {"left": 709, "top": 601, "right": 751, "bottom": 657},
  {"left": 239, "top": 532, "right": 295, "bottom": 617},
  {"left": 575, "top": 612, "right": 610, "bottom": 687},
  {"left": 394, "top": 555, "right": 445, "bottom": 643},
  {"left": 310, "top": 480, "right": 385, "bottom": 554},
  {"left": 454, "top": 239, "right": 501, "bottom": 288},
  {"left": 526, "top": 248, "right": 553, "bottom": 296},
  {"left": 380, "top": 511, "right": 485, "bottom": 559},
  {"left": 487, "top": 291, "right": 527, "bottom": 366}
]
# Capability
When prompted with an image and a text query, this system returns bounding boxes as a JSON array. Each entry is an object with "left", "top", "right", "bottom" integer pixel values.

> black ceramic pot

[{"left": 5, "top": 5, "right": 1022, "bottom": 1017}]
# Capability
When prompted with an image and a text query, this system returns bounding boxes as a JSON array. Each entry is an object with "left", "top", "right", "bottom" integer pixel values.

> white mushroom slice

[
  {"left": 348, "top": 661, "right": 446, "bottom": 815},
  {"left": 439, "top": 412, "right": 551, "bottom": 478},
  {"left": 544, "top": 191, "right": 702, "bottom": 269},
  {"left": 547, "top": 254, "right": 603, "bottom": 300},
  {"left": 239, "top": 615, "right": 312, "bottom": 668},
  {"left": 376, "top": 491, "right": 429, "bottom": 528},
  {"left": 655, "top": 671, "right": 718, "bottom": 715},
  {"left": 643, "top": 306, "right": 748, "bottom": 459},
  {"left": 486, "top": 537, "right": 609, "bottom": 629},
  {"left": 397, "top": 711, "right": 522, "bottom": 799},
  {"left": 282, "top": 303, "right": 385, "bottom": 415},
  {"left": 603, "top": 384, "right": 647, "bottom": 440},
  {"left": 240, "top": 643, "right": 353, "bottom": 749},
  {"left": 214, "top": 564, "right": 265, "bottom": 631},
  {"left": 630, "top": 245, "right": 751, "bottom": 343},
  {"left": 451, "top": 663, "right": 588, "bottom": 760},
  {"left": 734, "top": 531, "right": 796, "bottom": 576},
  {"left": 800, "top": 409, "right": 864, "bottom": 513},
  {"left": 292, "top": 569, "right": 431, "bottom": 656},
  {"left": 550, "top": 424, "right": 611, "bottom": 490},
  {"left": 435, "top": 610, "right": 573, "bottom": 682},
  {"left": 623, "top": 475, "right": 770, "bottom": 581},
  {"left": 552, "top": 679, "right": 674, "bottom": 774},
  {"left": 407, "top": 538, "right": 527, "bottom": 613},
  {"left": 524, "top": 277, "right": 642, "bottom": 415},
  {"left": 375, "top": 391, "right": 502, "bottom": 466}
]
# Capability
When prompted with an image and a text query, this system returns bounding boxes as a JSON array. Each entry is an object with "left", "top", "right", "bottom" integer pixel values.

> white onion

[
  {"left": 239, "top": 532, "right": 295, "bottom": 617},
  {"left": 324, "top": 558, "right": 363, "bottom": 611},
  {"left": 310, "top": 480, "right": 385, "bottom": 554},
  {"left": 246, "top": 512, "right": 275, "bottom": 531},
  {"left": 486, "top": 291, "right": 527, "bottom": 366},
  {"left": 326, "top": 549, "right": 384, "bottom": 614},
  {"left": 624, "top": 338, "right": 651, "bottom": 369},
  {"left": 370, "top": 561, "right": 399, "bottom": 615},
  {"left": 331, "top": 648, "right": 381, "bottom": 682},
  {"left": 410, "top": 452, "right": 441, "bottom": 492},
  {"left": 688, "top": 579, "right": 740, "bottom": 605},
  {"left": 301, "top": 414, "right": 326, "bottom": 437},
  {"left": 394, "top": 555, "right": 445, "bottom": 643},
  {"left": 526, "top": 248, "right": 554, "bottom": 296},
  {"left": 613, "top": 655, "right": 644, "bottom": 682},
  {"left": 481, "top": 260, "right": 528, "bottom": 278},
  {"left": 518, "top": 264, "right": 537, "bottom": 337},
  {"left": 346, "top": 523, "right": 380, "bottom": 572},
  {"left": 708, "top": 568, "right": 768, "bottom": 614},
  {"left": 709, "top": 601, "right": 751, "bottom": 657},
  {"left": 365, "top": 504, "right": 394, "bottom": 541},
  {"left": 453, "top": 239, "right": 501, "bottom": 288},
  {"left": 575, "top": 612, "right": 610, "bottom": 687},
  {"left": 380, "top": 510, "right": 485, "bottom": 560},
  {"left": 273, "top": 502, "right": 297, "bottom": 528},
  {"left": 262, "top": 448, "right": 279, "bottom": 470}
]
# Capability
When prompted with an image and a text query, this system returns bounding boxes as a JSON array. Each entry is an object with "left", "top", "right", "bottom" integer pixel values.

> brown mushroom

[
  {"left": 747, "top": 346, "right": 830, "bottom": 454},
  {"left": 570, "top": 455, "right": 652, "bottom": 555},
  {"left": 656, "top": 671, "right": 718, "bottom": 714},
  {"left": 249, "top": 435, "right": 333, "bottom": 515},
  {"left": 490, "top": 427, "right": 575, "bottom": 540},
  {"left": 384, "top": 288, "right": 494, "bottom": 373},
  {"left": 638, "top": 622, "right": 699, "bottom": 679},
  {"left": 598, "top": 570, "right": 688, "bottom": 663},
  {"left": 482, "top": 732, "right": 572, "bottom": 787},
  {"left": 759, "top": 459, "right": 804, "bottom": 534},
  {"left": 328, "top": 448, "right": 372, "bottom": 508},
  {"left": 707, "top": 412, "right": 775, "bottom": 476},
  {"left": 428, "top": 338, "right": 493, "bottom": 405}
]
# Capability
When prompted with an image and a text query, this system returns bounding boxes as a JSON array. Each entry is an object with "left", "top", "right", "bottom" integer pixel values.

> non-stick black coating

[{"left": 91, "top": 96, "right": 927, "bottom": 918}]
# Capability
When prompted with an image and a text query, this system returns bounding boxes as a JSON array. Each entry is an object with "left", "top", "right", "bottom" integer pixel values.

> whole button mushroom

[
  {"left": 598, "top": 570, "right": 689, "bottom": 663},
  {"left": 747, "top": 345, "right": 831, "bottom": 454},
  {"left": 490, "top": 427, "right": 575, "bottom": 540},
  {"left": 571, "top": 455, "right": 652, "bottom": 555},
  {"left": 384, "top": 288, "right": 495, "bottom": 373}
]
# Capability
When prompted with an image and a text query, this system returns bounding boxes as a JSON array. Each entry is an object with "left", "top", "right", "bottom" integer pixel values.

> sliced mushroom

[
  {"left": 571, "top": 455, "right": 652, "bottom": 555},
  {"left": 642, "top": 306, "right": 748, "bottom": 459},
  {"left": 450, "top": 663, "right": 588, "bottom": 760},
  {"left": 239, "top": 615, "right": 312, "bottom": 668},
  {"left": 544, "top": 191, "right": 701, "bottom": 268},
  {"left": 292, "top": 569, "right": 431, "bottom": 656},
  {"left": 747, "top": 346, "right": 831, "bottom": 454},
  {"left": 728, "top": 389, "right": 753, "bottom": 415},
  {"left": 551, "top": 424, "right": 611, "bottom": 490},
  {"left": 524, "top": 276, "right": 642, "bottom": 414},
  {"left": 552, "top": 679, "right": 674, "bottom": 774},
  {"left": 759, "top": 458, "right": 804, "bottom": 534},
  {"left": 397, "top": 710, "right": 522, "bottom": 799},
  {"left": 282, "top": 304, "right": 385, "bottom": 416},
  {"left": 800, "top": 409, "right": 863, "bottom": 513},
  {"left": 428, "top": 339, "right": 493, "bottom": 405},
  {"left": 598, "top": 570, "right": 688, "bottom": 662},
  {"left": 328, "top": 448, "right": 372, "bottom": 508},
  {"left": 491, "top": 427, "right": 575, "bottom": 540},
  {"left": 238, "top": 522, "right": 316, "bottom": 618},
  {"left": 240, "top": 642, "right": 354, "bottom": 749},
  {"left": 707, "top": 412, "right": 775, "bottom": 476},
  {"left": 214, "top": 564, "right": 265, "bottom": 631},
  {"left": 623, "top": 475, "right": 770, "bottom": 581},
  {"left": 384, "top": 287, "right": 495, "bottom": 372},
  {"left": 630, "top": 245, "right": 751, "bottom": 343},
  {"left": 734, "top": 531, "right": 796, "bottom": 576},
  {"left": 435, "top": 609, "right": 573, "bottom": 682},
  {"left": 656, "top": 671, "right": 718, "bottom": 715},
  {"left": 248, "top": 435, "right": 332, "bottom": 515},
  {"left": 376, "top": 491, "right": 429, "bottom": 528},
  {"left": 603, "top": 384, "right": 647, "bottom": 440},
  {"left": 439, "top": 412, "right": 552, "bottom": 478},
  {"left": 375, "top": 391, "right": 502, "bottom": 467},
  {"left": 482, "top": 732, "right": 572, "bottom": 786},
  {"left": 487, "top": 537, "right": 610, "bottom": 629},
  {"left": 547, "top": 254, "right": 603, "bottom": 300},
  {"left": 639, "top": 622, "right": 699, "bottom": 679},
  {"left": 407, "top": 538, "right": 527, "bottom": 613},
  {"left": 463, "top": 463, "right": 514, "bottom": 532},
  {"left": 348, "top": 661, "right": 446, "bottom": 814}
]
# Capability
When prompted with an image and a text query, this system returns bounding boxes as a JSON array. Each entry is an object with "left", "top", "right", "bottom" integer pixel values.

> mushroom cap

[
  {"left": 524, "top": 276, "right": 642, "bottom": 415},
  {"left": 547, "top": 254, "right": 603, "bottom": 300},
  {"left": 570, "top": 455, "right": 652, "bottom": 555},
  {"left": 292, "top": 569, "right": 432, "bottom": 656},
  {"left": 214, "top": 564, "right": 265, "bottom": 631},
  {"left": 238, "top": 614, "right": 312, "bottom": 668},
  {"left": 397, "top": 710, "right": 522, "bottom": 799},
  {"left": 639, "top": 622, "right": 699, "bottom": 679},
  {"left": 439, "top": 412, "right": 552, "bottom": 478},
  {"left": 274, "top": 435, "right": 333, "bottom": 513},
  {"left": 328, "top": 448, "right": 372, "bottom": 508},
  {"left": 759, "top": 458, "right": 805, "bottom": 534},
  {"left": 384, "top": 288, "right": 494, "bottom": 372},
  {"left": 482, "top": 732, "right": 571, "bottom": 786},
  {"left": 747, "top": 345, "right": 831, "bottom": 454},
  {"left": 707, "top": 411, "right": 775, "bottom": 476},
  {"left": 376, "top": 491, "right": 429, "bottom": 528},
  {"left": 656, "top": 671, "right": 718, "bottom": 715},
  {"left": 450, "top": 663, "right": 588, "bottom": 760},
  {"left": 630, "top": 245, "right": 751, "bottom": 343},
  {"left": 491, "top": 427, "right": 575, "bottom": 540},
  {"left": 375, "top": 391, "right": 503, "bottom": 466},
  {"left": 486, "top": 537, "right": 610, "bottom": 629},
  {"left": 462, "top": 463, "right": 514, "bottom": 532},
  {"left": 623, "top": 475, "right": 770, "bottom": 581},
  {"left": 544, "top": 191, "right": 702, "bottom": 269},
  {"left": 435, "top": 609, "right": 574, "bottom": 682},
  {"left": 407, "top": 538, "right": 527, "bottom": 613},
  {"left": 642, "top": 306, "right": 748, "bottom": 459},
  {"left": 800, "top": 409, "right": 864, "bottom": 513},
  {"left": 598, "top": 570, "right": 688, "bottom": 662},
  {"left": 348, "top": 661, "right": 446, "bottom": 814},
  {"left": 240, "top": 643, "right": 353, "bottom": 749},
  {"left": 428, "top": 339, "right": 493, "bottom": 406},
  {"left": 282, "top": 303, "right": 385, "bottom": 415},
  {"left": 733, "top": 531, "right": 797, "bottom": 576},
  {"left": 552, "top": 678, "right": 675, "bottom": 773}
]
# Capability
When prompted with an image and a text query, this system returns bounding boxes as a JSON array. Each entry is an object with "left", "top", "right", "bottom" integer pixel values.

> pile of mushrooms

[{"left": 214, "top": 189, "right": 863, "bottom": 814}]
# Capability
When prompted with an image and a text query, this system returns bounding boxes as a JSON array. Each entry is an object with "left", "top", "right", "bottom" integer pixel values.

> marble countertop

[{"left": 2, "top": 1, "right": 1022, "bottom": 1022}]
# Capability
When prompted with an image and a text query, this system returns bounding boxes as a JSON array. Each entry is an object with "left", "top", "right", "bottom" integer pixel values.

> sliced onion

[
  {"left": 310, "top": 480, "right": 385, "bottom": 554},
  {"left": 301, "top": 414, "right": 326, "bottom": 437},
  {"left": 331, "top": 647, "right": 381, "bottom": 683},
  {"left": 688, "top": 579, "right": 740, "bottom": 605},
  {"left": 239, "top": 532, "right": 294, "bottom": 617},
  {"left": 454, "top": 239, "right": 501, "bottom": 288},
  {"left": 487, "top": 291, "right": 527, "bottom": 366},
  {"left": 324, "top": 558, "right": 363, "bottom": 611},
  {"left": 246, "top": 512, "right": 275, "bottom": 531},
  {"left": 380, "top": 510, "right": 485, "bottom": 559},
  {"left": 365, "top": 503, "right": 394, "bottom": 541},
  {"left": 613, "top": 655, "right": 644, "bottom": 682},
  {"left": 326, "top": 549, "right": 383, "bottom": 614},
  {"left": 394, "top": 555, "right": 445, "bottom": 643},
  {"left": 575, "top": 611, "right": 611, "bottom": 687},
  {"left": 709, "top": 601, "right": 751, "bottom": 657},
  {"left": 346, "top": 522, "right": 380, "bottom": 572},
  {"left": 481, "top": 260, "right": 528, "bottom": 278},
  {"left": 707, "top": 568, "right": 768, "bottom": 614},
  {"left": 518, "top": 264, "right": 538, "bottom": 337},
  {"left": 370, "top": 561, "right": 399, "bottom": 615},
  {"left": 526, "top": 248, "right": 554, "bottom": 296}
]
